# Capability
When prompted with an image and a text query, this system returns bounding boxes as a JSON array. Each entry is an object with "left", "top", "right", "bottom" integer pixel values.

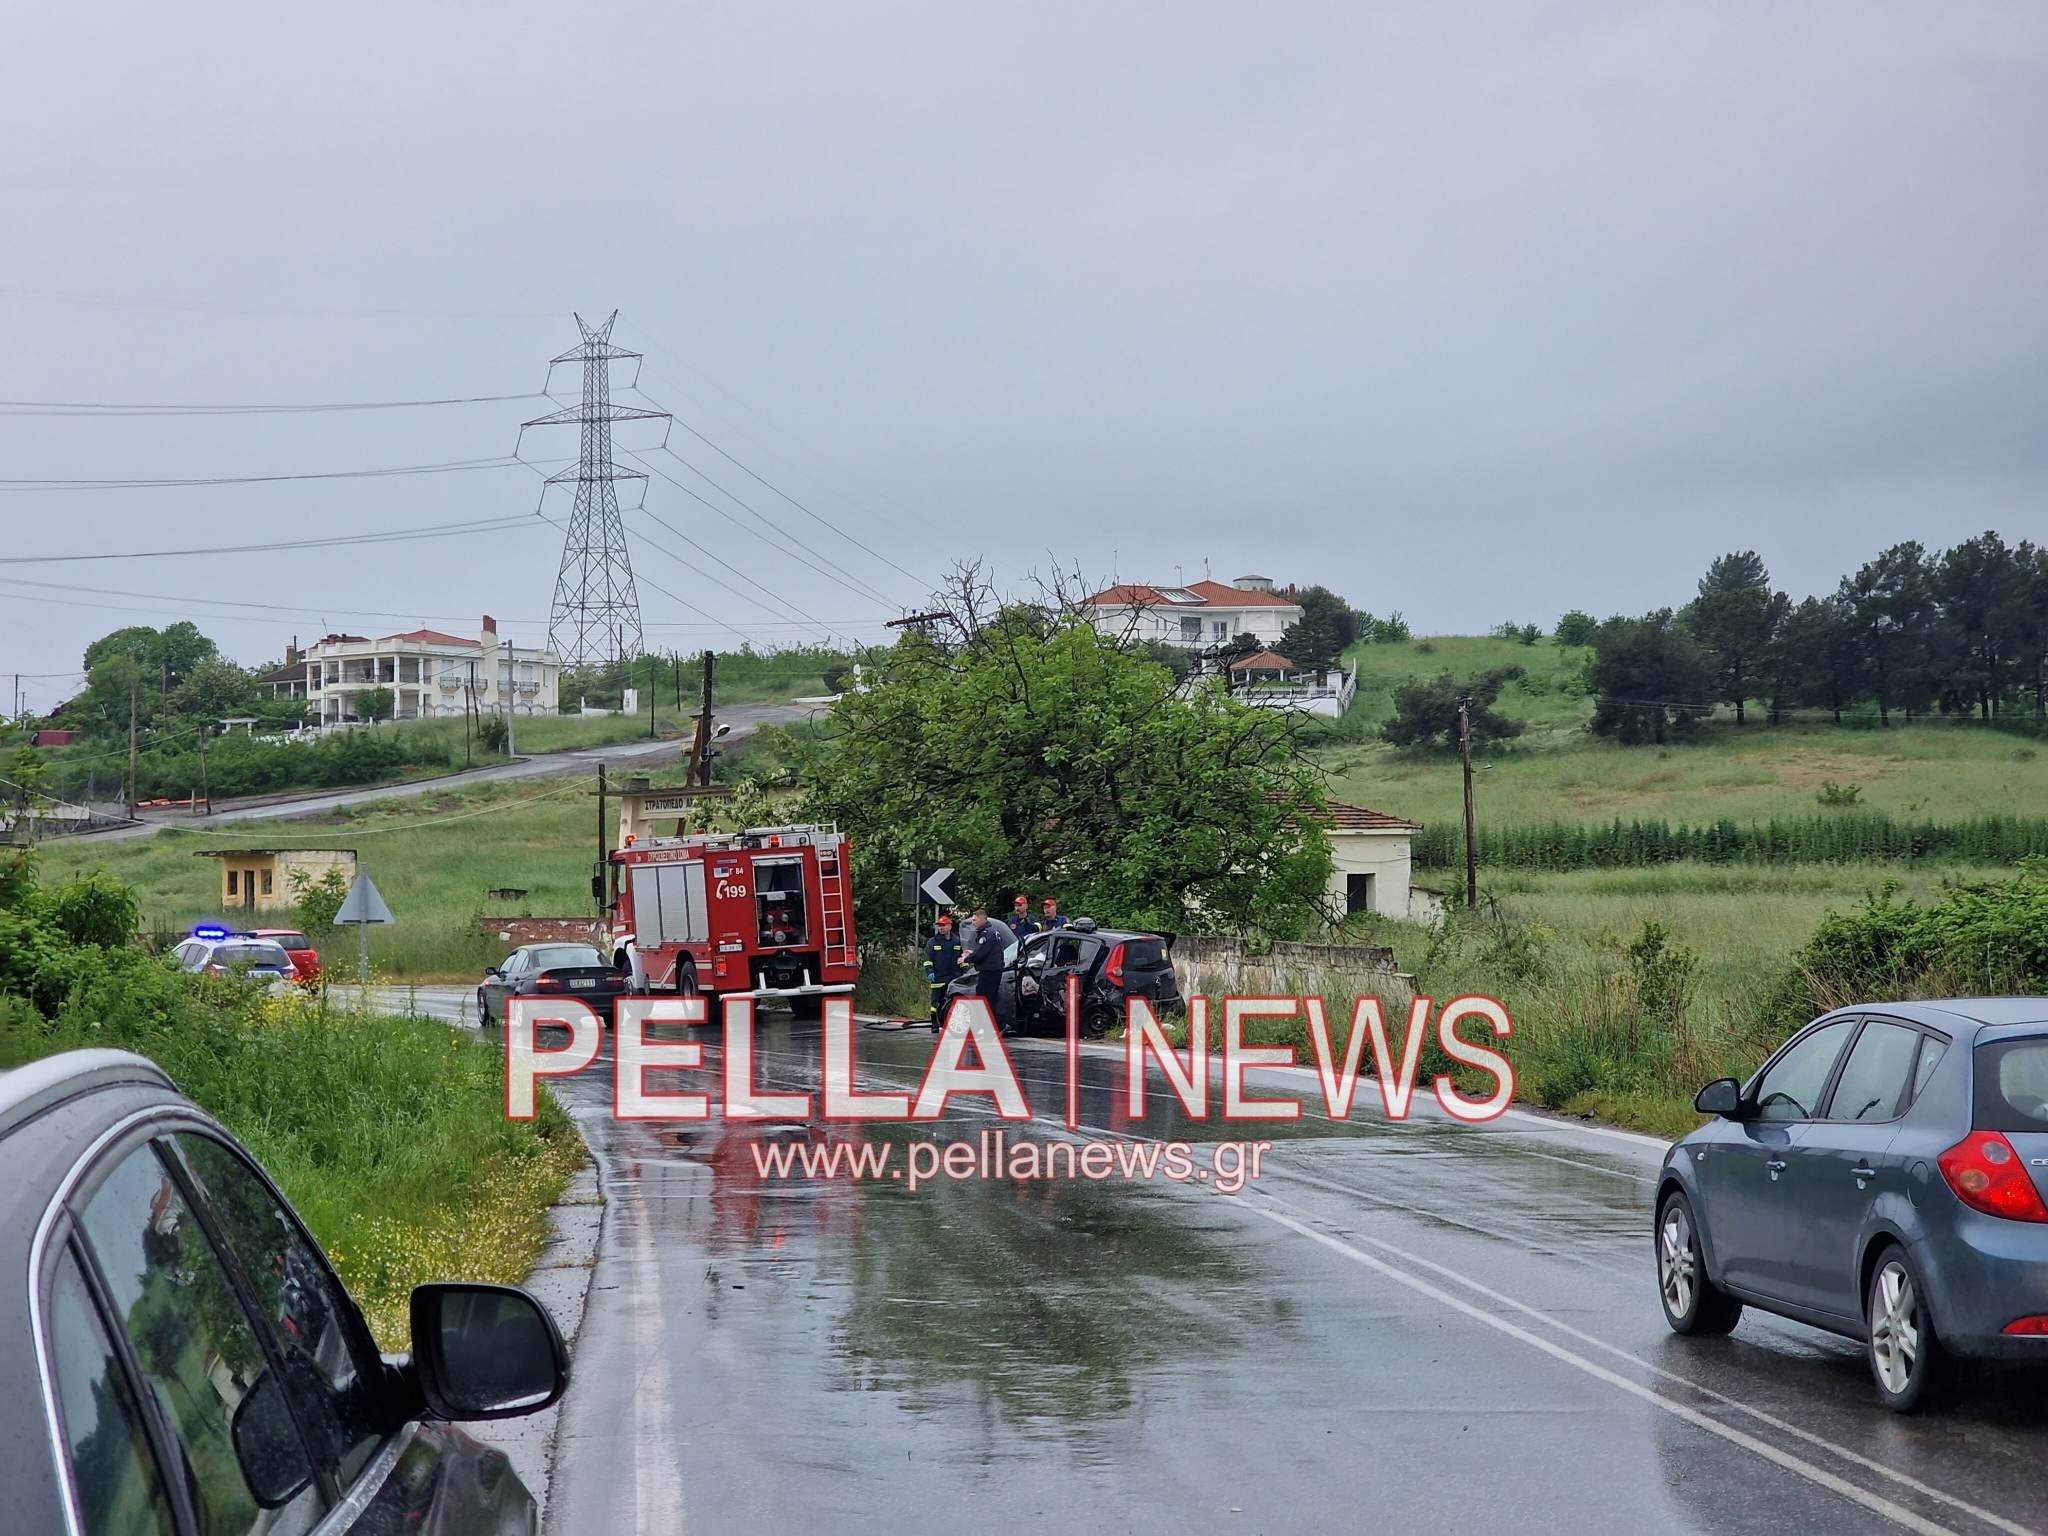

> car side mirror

[
  {"left": 409, "top": 1283, "right": 568, "bottom": 1421},
  {"left": 1694, "top": 1077, "right": 1742, "bottom": 1118},
  {"left": 231, "top": 1368, "right": 316, "bottom": 1509},
  {"left": 484, "top": 966, "right": 501, "bottom": 979}
]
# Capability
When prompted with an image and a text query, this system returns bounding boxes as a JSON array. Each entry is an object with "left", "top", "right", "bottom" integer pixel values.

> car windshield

[
  {"left": 263, "top": 933, "right": 312, "bottom": 951},
  {"left": 1975, "top": 1037, "right": 2048, "bottom": 1130},
  {"left": 531, "top": 945, "right": 603, "bottom": 970},
  {"left": 216, "top": 942, "right": 290, "bottom": 969}
]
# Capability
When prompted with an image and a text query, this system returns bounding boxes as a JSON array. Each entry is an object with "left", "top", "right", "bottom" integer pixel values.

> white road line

[{"left": 1246, "top": 1190, "right": 2033, "bottom": 1536}]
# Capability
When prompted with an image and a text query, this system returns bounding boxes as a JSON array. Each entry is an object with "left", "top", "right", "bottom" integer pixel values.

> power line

[
  {"left": 0, "top": 513, "right": 543, "bottom": 565},
  {"left": 630, "top": 508, "right": 849, "bottom": 642},
  {"left": 0, "top": 576, "right": 883, "bottom": 631},
  {"left": 0, "top": 453, "right": 534, "bottom": 493},
  {"left": 0, "top": 286, "right": 563, "bottom": 322},
  {"left": 631, "top": 387, "right": 928, "bottom": 595},
  {"left": 0, "top": 391, "right": 545, "bottom": 417},
  {"left": 624, "top": 448, "right": 902, "bottom": 611}
]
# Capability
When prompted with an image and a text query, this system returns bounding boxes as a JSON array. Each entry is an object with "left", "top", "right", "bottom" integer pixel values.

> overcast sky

[{"left": 3, "top": 3, "right": 2044, "bottom": 710}]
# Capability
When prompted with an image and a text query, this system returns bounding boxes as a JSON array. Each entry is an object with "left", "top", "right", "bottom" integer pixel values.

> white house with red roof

[
  {"left": 294, "top": 616, "right": 559, "bottom": 724},
  {"left": 1081, "top": 574, "right": 1304, "bottom": 649}
]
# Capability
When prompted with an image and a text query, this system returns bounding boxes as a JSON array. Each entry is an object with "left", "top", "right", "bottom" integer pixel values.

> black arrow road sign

[{"left": 917, "top": 866, "right": 957, "bottom": 907}]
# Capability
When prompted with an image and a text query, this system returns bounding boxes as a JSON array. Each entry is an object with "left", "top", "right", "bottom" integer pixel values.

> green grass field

[
  {"left": 41, "top": 776, "right": 608, "bottom": 979},
  {"left": 1317, "top": 636, "right": 2043, "bottom": 830}
]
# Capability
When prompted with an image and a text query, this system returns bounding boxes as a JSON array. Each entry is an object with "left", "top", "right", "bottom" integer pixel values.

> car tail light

[
  {"left": 1937, "top": 1132, "right": 2048, "bottom": 1222},
  {"left": 534, "top": 975, "right": 561, "bottom": 991},
  {"left": 2003, "top": 1315, "right": 2048, "bottom": 1336},
  {"left": 1103, "top": 943, "right": 1126, "bottom": 989}
]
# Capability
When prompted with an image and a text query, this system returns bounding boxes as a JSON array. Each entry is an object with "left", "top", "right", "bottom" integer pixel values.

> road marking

[{"left": 1246, "top": 1190, "right": 2029, "bottom": 1536}]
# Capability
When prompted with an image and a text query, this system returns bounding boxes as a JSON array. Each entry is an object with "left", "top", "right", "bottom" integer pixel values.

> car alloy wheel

[
  {"left": 477, "top": 992, "right": 491, "bottom": 1028},
  {"left": 1655, "top": 1190, "right": 1741, "bottom": 1335},
  {"left": 1659, "top": 1203, "right": 1697, "bottom": 1319},
  {"left": 1865, "top": 1246, "right": 1951, "bottom": 1413}
]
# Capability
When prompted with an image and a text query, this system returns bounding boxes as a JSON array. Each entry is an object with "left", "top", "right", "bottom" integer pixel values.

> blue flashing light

[{"left": 192, "top": 924, "right": 233, "bottom": 942}]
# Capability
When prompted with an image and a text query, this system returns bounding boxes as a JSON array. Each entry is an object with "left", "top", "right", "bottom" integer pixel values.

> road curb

[{"left": 487, "top": 1153, "right": 606, "bottom": 1527}]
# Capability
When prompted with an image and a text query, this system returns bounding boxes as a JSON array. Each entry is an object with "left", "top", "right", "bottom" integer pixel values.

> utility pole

[
  {"left": 198, "top": 728, "right": 209, "bottom": 816},
  {"left": 1457, "top": 693, "right": 1478, "bottom": 910},
  {"left": 647, "top": 652, "right": 657, "bottom": 739},
  {"left": 502, "top": 639, "right": 516, "bottom": 757},
  {"left": 595, "top": 763, "right": 609, "bottom": 917},
  {"left": 691, "top": 651, "right": 716, "bottom": 787},
  {"left": 126, "top": 675, "right": 138, "bottom": 816}
]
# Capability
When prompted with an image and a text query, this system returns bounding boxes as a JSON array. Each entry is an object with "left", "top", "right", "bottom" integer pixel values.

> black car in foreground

[
  {"left": 944, "top": 919, "right": 1183, "bottom": 1036},
  {"left": 3, "top": 1049, "right": 568, "bottom": 1534},
  {"left": 478, "top": 942, "right": 629, "bottom": 1028}
]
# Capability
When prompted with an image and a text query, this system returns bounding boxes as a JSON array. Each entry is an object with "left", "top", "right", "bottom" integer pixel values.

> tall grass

[{"left": 1413, "top": 812, "right": 2048, "bottom": 870}]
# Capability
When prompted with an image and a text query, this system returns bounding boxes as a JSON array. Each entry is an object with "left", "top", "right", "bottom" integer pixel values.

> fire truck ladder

[{"left": 818, "top": 852, "right": 853, "bottom": 968}]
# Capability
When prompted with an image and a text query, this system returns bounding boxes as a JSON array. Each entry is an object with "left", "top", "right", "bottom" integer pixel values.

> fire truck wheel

[
  {"left": 788, "top": 994, "right": 823, "bottom": 1021},
  {"left": 675, "top": 963, "right": 698, "bottom": 997}
]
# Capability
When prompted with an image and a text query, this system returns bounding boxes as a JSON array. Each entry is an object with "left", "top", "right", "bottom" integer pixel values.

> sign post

[
  {"left": 333, "top": 868, "right": 396, "bottom": 984},
  {"left": 900, "top": 866, "right": 957, "bottom": 944}
]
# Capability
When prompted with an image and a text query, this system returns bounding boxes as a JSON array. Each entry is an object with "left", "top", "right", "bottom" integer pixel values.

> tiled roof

[
  {"left": 1184, "top": 579, "right": 1300, "bottom": 609},
  {"left": 378, "top": 628, "right": 478, "bottom": 648},
  {"left": 1228, "top": 649, "right": 1296, "bottom": 671},
  {"left": 1083, "top": 579, "right": 1303, "bottom": 611},
  {"left": 1325, "top": 799, "right": 1423, "bottom": 832}
]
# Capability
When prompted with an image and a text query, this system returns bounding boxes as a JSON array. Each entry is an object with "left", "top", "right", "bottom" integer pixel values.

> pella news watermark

[{"left": 501, "top": 988, "right": 1517, "bottom": 1131}]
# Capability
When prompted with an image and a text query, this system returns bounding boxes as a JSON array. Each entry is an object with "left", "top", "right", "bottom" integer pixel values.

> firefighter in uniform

[
  {"left": 923, "top": 913, "right": 964, "bottom": 1027},
  {"left": 1039, "top": 897, "right": 1066, "bottom": 931},
  {"left": 1010, "top": 894, "right": 1040, "bottom": 939}
]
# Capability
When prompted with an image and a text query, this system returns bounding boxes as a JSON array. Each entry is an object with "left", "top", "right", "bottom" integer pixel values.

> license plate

[{"left": 569, "top": 978, "right": 595, "bottom": 989}]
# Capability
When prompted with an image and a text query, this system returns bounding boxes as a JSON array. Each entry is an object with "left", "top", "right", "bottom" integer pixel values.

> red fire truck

[{"left": 601, "top": 818, "right": 858, "bottom": 1015}]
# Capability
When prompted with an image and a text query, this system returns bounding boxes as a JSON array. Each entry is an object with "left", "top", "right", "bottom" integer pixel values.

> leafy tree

[
  {"left": 354, "top": 686, "right": 395, "bottom": 725},
  {"left": 1766, "top": 595, "right": 1865, "bottom": 723},
  {"left": 804, "top": 606, "right": 1334, "bottom": 939},
  {"left": 1685, "top": 551, "right": 1787, "bottom": 725},
  {"left": 1380, "top": 668, "right": 1526, "bottom": 751},
  {"left": 1277, "top": 586, "right": 1364, "bottom": 674},
  {"left": 1587, "top": 610, "right": 1714, "bottom": 744},
  {"left": 173, "top": 659, "right": 257, "bottom": 721},
  {"left": 1935, "top": 531, "right": 2031, "bottom": 719},
  {"left": 1553, "top": 610, "right": 1598, "bottom": 647},
  {"left": 1840, "top": 542, "right": 1939, "bottom": 726},
  {"left": 1367, "top": 613, "right": 1411, "bottom": 644}
]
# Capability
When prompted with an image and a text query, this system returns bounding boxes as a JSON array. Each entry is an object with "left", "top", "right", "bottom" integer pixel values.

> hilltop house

[
  {"left": 1081, "top": 575, "right": 1303, "bottom": 649},
  {"left": 270, "top": 617, "right": 560, "bottom": 724}
]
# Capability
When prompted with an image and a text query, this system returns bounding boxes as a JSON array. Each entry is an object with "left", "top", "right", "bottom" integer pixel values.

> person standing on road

[
  {"left": 961, "top": 907, "right": 1016, "bottom": 1032},
  {"left": 1038, "top": 897, "right": 1066, "bottom": 931},
  {"left": 1009, "top": 894, "right": 1039, "bottom": 939},
  {"left": 922, "top": 913, "right": 964, "bottom": 1028}
]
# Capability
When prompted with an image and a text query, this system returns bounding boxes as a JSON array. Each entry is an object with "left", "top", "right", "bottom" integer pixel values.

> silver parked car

[{"left": 1656, "top": 999, "right": 2048, "bottom": 1411}]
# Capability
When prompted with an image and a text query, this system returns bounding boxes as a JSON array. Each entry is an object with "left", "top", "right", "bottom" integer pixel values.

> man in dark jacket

[
  {"left": 960, "top": 907, "right": 1017, "bottom": 1031},
  {"left": 1009, "top": 894, "right": 1039, "bottom": 939},
  {"left": 922, "top": 914, "right": 964, "bottom": 1027},
  {"left": 1038, "top": 897, "right": 1067, "bottom": 931}
]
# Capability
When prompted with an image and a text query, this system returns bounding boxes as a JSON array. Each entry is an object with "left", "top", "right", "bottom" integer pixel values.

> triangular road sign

[{"left": 333, "top": 872, "right": 396, "bottom": 925}]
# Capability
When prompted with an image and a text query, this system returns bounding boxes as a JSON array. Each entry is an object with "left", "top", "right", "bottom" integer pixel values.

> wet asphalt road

[{"left": 389, "top": 989, "right": 2048, "bottom": 1536}]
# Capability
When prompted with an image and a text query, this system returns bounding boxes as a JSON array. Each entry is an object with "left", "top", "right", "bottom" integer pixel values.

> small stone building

[
  {"left": 196, "top": 847, "right": 357, "bottom": 914},
  {"left": 1321, "top": 801, "right": 1423, "bottom": 920}
]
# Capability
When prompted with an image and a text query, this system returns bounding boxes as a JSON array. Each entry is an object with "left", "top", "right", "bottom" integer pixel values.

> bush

[
  {"left": 1554, "top": 610, "right": 1598, "bottom": 647},
  {"left": 1815, "top": 781, "right": 1863, "bottom": 807},
  {"left": 477, "top": 716, "right": 509, "bottom": 753},
  {"left": 1771, "top": 862, "right": 2048, "bottom": 1023},
  {"left": 40, "top": 871, "right": 141, "bottom": 949}
]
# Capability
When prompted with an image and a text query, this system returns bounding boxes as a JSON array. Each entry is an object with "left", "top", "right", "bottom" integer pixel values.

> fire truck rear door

[{"left": 630, "top": 860, "right": 709, "bottom": 945}]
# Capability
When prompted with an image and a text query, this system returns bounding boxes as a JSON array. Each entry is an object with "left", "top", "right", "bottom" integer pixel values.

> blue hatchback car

[{"left": 1656, "top": 999, "right": 2048, "bottom": 1411}]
